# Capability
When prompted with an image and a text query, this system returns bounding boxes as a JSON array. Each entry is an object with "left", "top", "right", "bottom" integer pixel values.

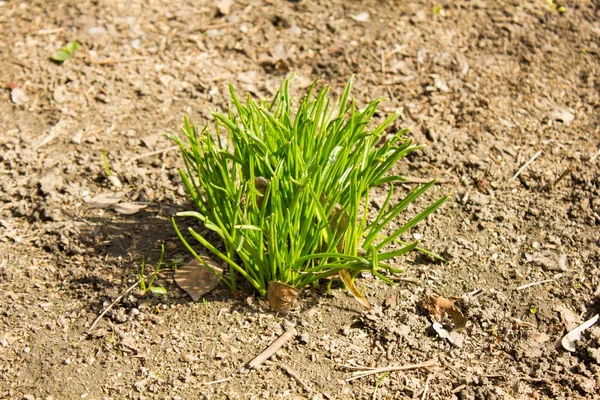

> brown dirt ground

[{"left": 1, "top": 0, "right": 600, "bottom": 399}]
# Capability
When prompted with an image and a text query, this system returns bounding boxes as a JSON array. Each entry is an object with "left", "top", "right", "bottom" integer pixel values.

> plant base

[{"left": 267, "top": 281, "right": 301, "bottom": 313}]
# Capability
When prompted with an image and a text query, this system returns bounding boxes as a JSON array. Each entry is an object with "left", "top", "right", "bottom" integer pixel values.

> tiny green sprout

[
  {"left": 433, "top": 4, "right": 442, "bottom": 15},
  {"left": 139, "top": 244, "right": 167, "bottom": 296},
  {"left": 557, "top": 6, "right": 566, "bottom": 13},
  {"left": 372, "top": 371, "right": 389, "bottom": 400},
  {"left": 530, "top": 306, "right": 537, "bottom": 315},
  {"left": 203, "top": 298, "right": 208, "bottom": 309},
  {"left": 51, "top": 41, "right": 81, "bottom": 63},
  {"left": 102, "top": 150, "right": 113, "bottom": 176}
]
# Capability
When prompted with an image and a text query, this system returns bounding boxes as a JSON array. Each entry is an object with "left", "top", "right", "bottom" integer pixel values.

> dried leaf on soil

[
  {"left": 432, "top": 322, "right": 464, "bottom": 347},
  {"left": 561, "top": 314, "right": 599, "bottom": 352},
  {"left": 85, "top": 191, "right": 126, "bottom": 208},
  {"left": 267, "top": 281, "right": 301, "bottom": 314},
  {"left": 174, "top": 258, "right": 222, "bottom": 301},
  {"left": 339, "top": 270, "right": 371, "bottom": 310},
  {"left": 113, "top": 202, "right": 148, "bottom": 215},
  {"left": 421, "top": 295, "right": 466, "bottom": 330}
]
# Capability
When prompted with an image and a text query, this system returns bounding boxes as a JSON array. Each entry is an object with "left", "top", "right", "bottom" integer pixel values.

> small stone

[
  {"left": 53, "top": 86, "right": 70, "bottom": 103},
  {"left": 88, "top": 26, "right": 106, "bottom": 35},
  {"left": 299, "top": 333, "right": 309, "bottom": 344},
  {"left": 181, "top": 353, "right": 199, "bottom": 363},
  {"left": 11, "top": 88, "right": 29, "bottom": 104}
]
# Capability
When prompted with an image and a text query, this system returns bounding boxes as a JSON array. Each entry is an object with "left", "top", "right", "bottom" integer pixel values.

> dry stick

[
  {"left": 516, "top": 273, "right": 563, "bottom": 291},
  {"left": 246, "top": 328, "right": 297, "bottom": 370},
  {"left": 126, "top": 145, "right": 180, "bottom": 165},
  {"left": 280, "top": 363, "right": 314, "bottom": 394},
  {"left": 90, "top": 56, "right": 147, "bottom": 65},
  {"left": 88, "top": 278, "right": 142, "bottom": 332},
  {"left": 390, "top": 276, "right": 421, "bottom": 284},
  {"left": 36, "top": 27, "right": 66, "bottom": 35},
  {"left": 345, "top": 359, "right": 438, "bottom": 382},
  {"left": 551, "top": 165, "right": 574, "bottom": 189},
  {"left": 421, "top": 374, "right": 433, "bottom": 400},
  {"left": 200, "top": 377, "right": 232, "bottom": 386},
  {"left": 511, "top": 150, "right": 542, "bottom": 180}
]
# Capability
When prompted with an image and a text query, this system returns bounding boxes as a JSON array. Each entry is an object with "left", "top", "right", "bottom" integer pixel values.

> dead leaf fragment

[
  {"left": 432, "top": 322, "right": 464, "bottom": 347},
  {"left": 174, "top": 258, "right": 222, "bottom": 301},
  {"left": 113, "top": 202, "right": 148, "bottom": 215},
  {"left": 267, "top": 281, "right": 301, "bottom": 313},
  {"left": 561, "top": 314, "right": 599, "bottom": 352},
  {"left": 85, "top": 191, "right": 126, "bottom": 208},
  {"left": 421, "top": 295, "right": 466, "bottom": 330},
  {"left": 141, "top": 133, "right": 161, "bottom": 150},
  {"left": 340, "top": 270, "right": 371, "bottom": 310}
]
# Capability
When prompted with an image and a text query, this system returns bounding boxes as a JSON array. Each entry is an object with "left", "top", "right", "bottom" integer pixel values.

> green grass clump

[{"left": 169, "top": 75, "right": 448, "bottom": 306}]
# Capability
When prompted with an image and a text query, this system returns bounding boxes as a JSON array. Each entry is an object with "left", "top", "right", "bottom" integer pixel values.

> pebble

[{"left": 88, "top": 26, "right": 107, "bottom": 35}]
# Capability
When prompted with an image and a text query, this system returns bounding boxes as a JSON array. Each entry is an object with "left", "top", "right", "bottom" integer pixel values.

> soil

[{"left": 1, "top": 0, "right": 600, "bottom": 399}]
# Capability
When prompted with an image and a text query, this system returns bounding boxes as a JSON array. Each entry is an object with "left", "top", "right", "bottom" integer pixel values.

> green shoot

[
  {"left": 139, "top": 244, "right": 167, "bottom": 296},
  {"left": 170, "top": 75, "right": 448, "bottom": 306},
  {"left": 102, "top": 150, "right": 113, "bottom": 176},
  {"left": 51, "top": 41, "right": 81, "bottom": 63},
  {"left": 372, "top": 372, "right": 389, "bottom": 400}
]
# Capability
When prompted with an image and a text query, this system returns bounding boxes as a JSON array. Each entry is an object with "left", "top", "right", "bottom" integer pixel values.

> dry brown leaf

[
  {"left": 339, "top": 270, "right": 371, "bottom": 310},
  {"left": 421, "top": 295, "right": 466, "bottom": 330},
  {"left": 267, "top": 281, "right": 301, "bottom": 313},
  {"left": 86, "top": 191, "right": 126, "bottom": 208},
  {"left": 174, "top": 258, "right": 223, "bottom": 301},
  {"left": 113, "top": 202, "right": 148, "bottom": 215}
]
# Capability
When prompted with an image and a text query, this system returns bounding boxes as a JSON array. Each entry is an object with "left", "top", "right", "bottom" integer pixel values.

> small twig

[
  {"left": 345, "top": 359, "right": 438, "bottom": 381},
  {"left": 245, "top": 328, "right": 297, "bottom": 370},
  {"left": 126, "top": 145, "right": 180, "bottom": 165},
  {"left": 421, "top": 374, "right": 433, "bottom": 400},
  {"left": 90, "top": 56, "right": 147, "bottom": 65},
  {"left": 516, "top": 274, "right": 563, "bottom": 291},
  {"left": 203, "top": 21, "right": 237, "bottom": 31},
  {"left": 390, "top": 276, "right": 422, "bottom": 284},
  {"left": 550, "top": 165, "right": 574, "bottom": 189},
  {"left": 200, "top": 377, "right": 232, "bottom": 386},
  {"left": 511, "top": 150, "right": 542, "bottom": 180},
  {"left": 88, "top": 278, "right": 141, "bottom": 332},
  {"left": 280, "top": 363, "right": 313, "bottom": 394},
  {"left": 36, "top": 27, "right": 66, "bottom": 35},
  {"left": 451, "top": 384, "right": 466, "bottom": 394}
]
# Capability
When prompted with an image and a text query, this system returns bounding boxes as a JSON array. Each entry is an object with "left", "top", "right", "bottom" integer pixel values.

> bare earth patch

[{"left": 1, "top": 0, "right": 599, "bottom": 399}]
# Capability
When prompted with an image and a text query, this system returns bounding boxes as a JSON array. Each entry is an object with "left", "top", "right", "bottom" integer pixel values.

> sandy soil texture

[{"left": 1, "top": 0, "right": 600, "bottom": 399}]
